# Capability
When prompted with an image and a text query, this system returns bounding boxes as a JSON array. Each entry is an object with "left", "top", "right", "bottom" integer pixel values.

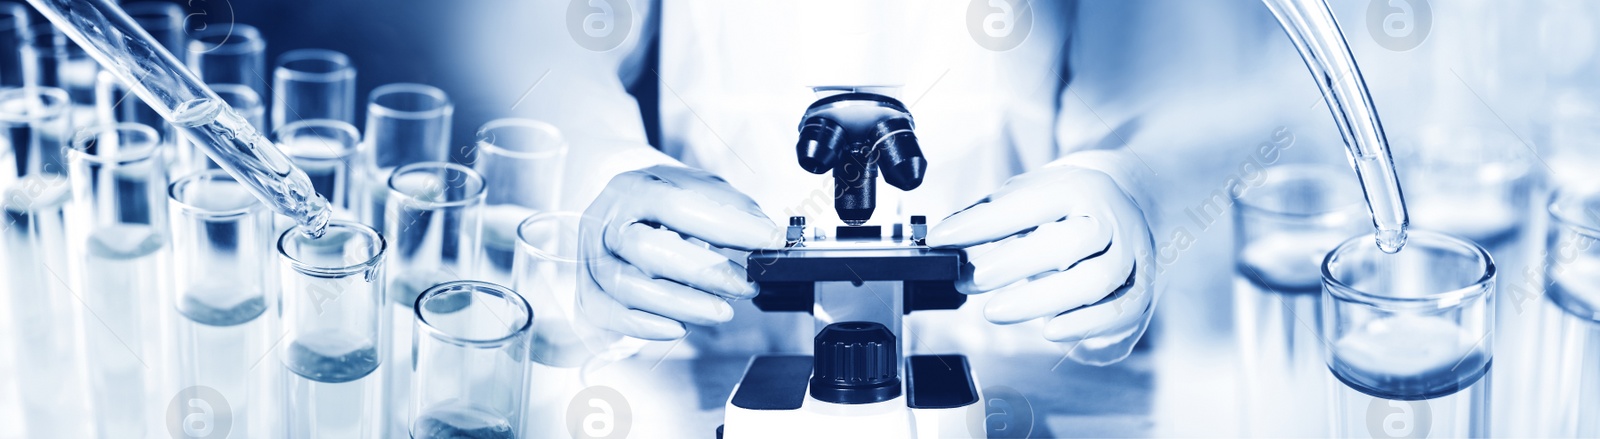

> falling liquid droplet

[{"left": 1375, "top": 228, "right": 1407, "bottom": 254}]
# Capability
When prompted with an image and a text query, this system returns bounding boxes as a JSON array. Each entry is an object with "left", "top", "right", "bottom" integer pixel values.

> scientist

[{"left": 449, "top": 0, "right": 1294, "bottom": 366}]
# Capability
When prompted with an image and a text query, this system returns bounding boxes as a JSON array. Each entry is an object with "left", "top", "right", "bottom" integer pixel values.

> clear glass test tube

[
  {"left": 1399, "top": 124, "right": 1538, "bottom": 437},
  {"left": 276, "top": 119, "right": 360, "bottom": 215},
  {"left": 474, "top": 118, "right": 568, "bottom": 284},
  {"left": 358, "top": 83, "right": 452, "bottom": 235},
  {"left": 382, "top": 162, "right": 485, "bottom": 436},
  {"left": 177, "top": 84, "right": 264, "bottom": 175},
  {"left": 1323, "top": 230, "right": 1494, "bottom": 438},
  {"left": 1533, "top": 187, "right": 1600, "bottom": 438},
  {"left": 272, "top": 49, "right": 357, "bottom": 128},
  {"left": 512, "top": 211, "right": 625, "bottom": 438},
  {"left": 1232, "top": 164, "right": 1365, "bottom": 437},
  {"left": 168, "top": 170, "right": 277, "bottom": 438},
  {"left": 1, "top": 86, "right": 71, "bottom": 177},
  {"left": 186, "top": 24, "right": 267, "bottom": 103},
  {"left": 28, "top": 27, "right": 99, "bottom": 129},
  {"left": 122, "top": 2, "right": 186, "bottom": 54},
  {"left": 94, "top": 2, "right": 186, "bottom": 148},
  {"left": 0, "top": 2, "right": 27, "bottom": 88},
  {"left": 278, "top": 220, "right": 386, "bottom": 439},
  {"left": 410, "top": 281, "right": 532, "bottom": 439},
  {"left": 66, "top": 122, "right": 174, "bottom": 438},
  {"left": 0, "top": 85, "right": 93, "bottom": 438}
]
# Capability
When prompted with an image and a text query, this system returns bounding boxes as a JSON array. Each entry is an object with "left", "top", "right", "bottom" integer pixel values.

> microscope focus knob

[{"left": 809, "top": 321, "right": 902, "bottom": 404}]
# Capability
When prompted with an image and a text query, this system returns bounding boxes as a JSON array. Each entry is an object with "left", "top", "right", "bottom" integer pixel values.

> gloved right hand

[{"left": 577, "top": 165, "right": 784, "bottom": 340}]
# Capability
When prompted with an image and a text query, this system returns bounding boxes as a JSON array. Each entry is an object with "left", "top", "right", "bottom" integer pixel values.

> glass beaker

[
  {"left": 1323, "top": 230, "right": 1494, "bottom": 438},
  {"left": 357, "top": 83, "right": 452, "bottom": 235},
  {"left": 474, "top": 118, "right": 568, "bottom": 284},
  {"left": 1532, "top": 187, "right": 1600, "bottom": 438},
  {"left": 382, "top": 161, "right": 485, "bottom": 436},
  {"left": 410, "top": 281, "right": 532, "bottom": 439},
  {"left": 66, "top": 122, "right": 175, "bottom": 438},
  {"left": 1233, "top": 164, "right": 1365, "bottom": 437},
  {"left": 168, "top": 170, "right": 277, "bottom": 438},
  {"left": 272, "top": 48, "right": 357, "bottom": 128},
  {"left": 278, "top": 220, "right": 386, "bottom": 439}
]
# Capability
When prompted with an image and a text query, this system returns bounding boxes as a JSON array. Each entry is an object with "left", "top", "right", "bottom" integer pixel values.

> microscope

[{"left": 717, "top": 92, "right": 985, "bottom": 438}]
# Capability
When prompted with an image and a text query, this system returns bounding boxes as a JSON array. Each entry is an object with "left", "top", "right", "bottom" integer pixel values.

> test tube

[
  {"left": 176, "top": 84, "right": 264, "bottom": 175},
  {"left": 0, "top": 86, "right": 94, "bottom": 438},
  {"left": 358, "top": 83, "right": 452, "bottom": 235},
  {"left": 277, "top": 119, "right": 361, "bottom": 214},
  {"left": 512, "top": 211, "right": 616, "bottom": 438},
  {"left": 66, "top": 122, "right": 175, "bottom": 438},
  {"left": 272, "top": 49, "right": 357, "bottom": 128},
  {"left": 278, "top": 220, "right": 386, "bottom": 439},
  {"left": 0, "top": 3, "right": 27, "bottom": 87},
  {"left": 1, "top": 86, "right": 71, "bottom": 177},
  {"left": 1323, "top": 230, "right": 1494, "bottom": 438},
  {"left": 28, "top": 27, "right": 99, "bottom": 129},
  {"left": 474, "top": 118, "right": 568, "bottom": 284},
  {"left": 168, "top": 170, "right": 277, "bottom": 437},
  {"left": 382, "top": 162, "right": 485, "bottom": 436},
  {"left": 94, "top": 2, "right": 186, "bottom": 147},
  {"left": 186, "top": 24, "right": 268, "bottom": 104},
  {"left": 1532, "top": 187, "right": 1600, "bottom": 438},
  {"left": 410, "top": 281, "right": 532, "bottom": 439},
  {"left": 1399, "top": 125, "right": 1538, "bottom": 436},
  {"left": 1232, "top": 164, "right": 1364, "bottom": 437},
  {"left": 123, "top": 2, "right": 186, "bottom": 54}
]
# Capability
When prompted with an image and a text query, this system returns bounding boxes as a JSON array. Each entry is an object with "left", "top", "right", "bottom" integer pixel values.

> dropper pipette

[
  {"left": 24, "top": 0, "right": 331, "bottom": 237},
  {"left": 1263, "top": 0, "right": 1410, "bottom": 253}
]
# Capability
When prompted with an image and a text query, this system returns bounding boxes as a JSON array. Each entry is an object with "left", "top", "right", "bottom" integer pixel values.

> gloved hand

[
  {"left": 578, "top": 165, "right": 784, "bottom": 341},
  {"left": 926, "top": 163, "right": 1156, "bottom": 365}
]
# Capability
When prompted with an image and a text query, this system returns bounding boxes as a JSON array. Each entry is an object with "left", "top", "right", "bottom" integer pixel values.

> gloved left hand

[{"left": 925, "top": 163, "right": 1156, "bottom": 365}]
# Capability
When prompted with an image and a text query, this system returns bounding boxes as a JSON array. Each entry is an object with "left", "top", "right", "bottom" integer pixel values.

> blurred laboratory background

[{"left": 3, "top": 0, "right": 1599, "bottom": 438}]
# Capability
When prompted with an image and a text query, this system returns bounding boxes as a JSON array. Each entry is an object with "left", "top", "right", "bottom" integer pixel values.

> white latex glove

[
  {"left": 925, "top": 164, "right": 1157, "bottom": 365},
  {"left": 578, "top": 165, "right": 784, "bottom": 341}
]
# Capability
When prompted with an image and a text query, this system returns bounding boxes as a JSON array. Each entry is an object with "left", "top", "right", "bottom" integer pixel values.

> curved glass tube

[
  {"left": 278, "top": 220, "right": 386, "bottom": 438},
  {"left": 273, "top": 49, "right": 357, "bottom": 128},
  {"left": 1262, "top": 0, "right": 1409, "bottom": 253},
  {"left": 410, "top": 281, "right": 532, "bottom": 439}
]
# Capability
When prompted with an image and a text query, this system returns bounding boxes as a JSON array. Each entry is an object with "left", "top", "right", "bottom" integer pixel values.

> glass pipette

[
  {"left": 1263, "top": 0, "right": 1410, "bottom": 253},
  {"left": 24, "top": 0, "right": 331, "bottom": 237}
]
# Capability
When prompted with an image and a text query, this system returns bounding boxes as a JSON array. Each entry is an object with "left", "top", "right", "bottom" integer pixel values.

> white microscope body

[{"left": 720, "top": 3, "right": 985, "bottom": 438}]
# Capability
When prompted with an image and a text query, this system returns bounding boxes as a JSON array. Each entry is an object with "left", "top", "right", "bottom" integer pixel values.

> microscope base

[{"left": 719, "top": 354, "right": 985, "bottom": 439}]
